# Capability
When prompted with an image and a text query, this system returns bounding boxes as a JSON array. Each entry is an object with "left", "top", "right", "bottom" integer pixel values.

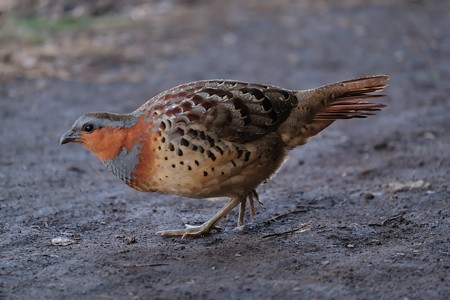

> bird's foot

[
  {"left": 157, "top": 223, "right": 222, "bottom": 238},
  {"left": 234, "top": 224, "right": 245, "bottom": 231},
  {"left": 157, "top": 196, "right": 244, "bottom": 238}
]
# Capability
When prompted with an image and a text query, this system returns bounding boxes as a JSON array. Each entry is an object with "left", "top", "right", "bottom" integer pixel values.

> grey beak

[{"left": 60, "top": 130, "right": 80, "bottom": 145}]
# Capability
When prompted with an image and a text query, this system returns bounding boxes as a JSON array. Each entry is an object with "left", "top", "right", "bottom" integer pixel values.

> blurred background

[{"left": 3, "top": 0, "right": 445, "bottom": 88}]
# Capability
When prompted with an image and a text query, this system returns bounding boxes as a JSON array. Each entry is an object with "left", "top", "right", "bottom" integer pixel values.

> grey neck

[{"left": 103, "top": 143, "right": 142, "bottom": 183}]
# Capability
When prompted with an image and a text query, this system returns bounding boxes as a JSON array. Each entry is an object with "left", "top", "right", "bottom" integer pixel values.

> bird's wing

[{"left": 140, "top": 80, "right": 298, "bottom": 144}]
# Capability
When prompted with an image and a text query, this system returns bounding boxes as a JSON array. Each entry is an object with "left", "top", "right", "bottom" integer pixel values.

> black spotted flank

[
  {"left": 188, "top": 128, "right": 198, "bottom": 137},
  {"left": 207, "top": 136, "right": 215, "bottom": 147},
  {"left": 180, "top": 138, "right": 189, "bottom": 147},
  {"left": 207, "top": 150, "right": 216, "bottom": 161},
  {"left": 199, "top": 131, "right": 206, "bottom": 140},
  {"left": 213, "top": 146, "right": 224, "bottom": 155},
  {"left": 244, "top": 152, "right": 251, "bottom": 162}
]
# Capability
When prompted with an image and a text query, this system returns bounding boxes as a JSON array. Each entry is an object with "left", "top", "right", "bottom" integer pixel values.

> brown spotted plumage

[{"left": 60, "top": 75, "right": 389, "bottom": 237}]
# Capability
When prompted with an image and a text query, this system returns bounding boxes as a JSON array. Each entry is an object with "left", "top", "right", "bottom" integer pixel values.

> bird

[{"left": 60, "top": 75, "right": 389, "bottom": 238}]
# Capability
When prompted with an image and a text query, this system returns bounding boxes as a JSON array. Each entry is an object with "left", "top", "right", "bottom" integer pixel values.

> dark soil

[{"left": 1, "top": 1, "right": 449, "bottom": 299}]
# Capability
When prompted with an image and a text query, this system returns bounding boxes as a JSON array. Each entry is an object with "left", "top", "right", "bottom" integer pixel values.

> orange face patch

[
  {"left": 78, "top": 115, "right": 157, "bottom": 191},
  {"left": 78, "top": 116, "right": 155, "bottom": 163},
  {"left": 80, "top": 127, "right": 127, "bottom": 162}
]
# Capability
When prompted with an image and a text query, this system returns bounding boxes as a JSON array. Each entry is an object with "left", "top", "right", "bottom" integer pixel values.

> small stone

[
  {"left": 124, "top": 236, "right": 137, "bottom": 244},
  {"left": 364, "top": 193, "right": 375, "bottom": 200},
  {"left": 423, "top": 132, "right": 436, "bottom": 140},
  {"left": 385, "top": 180, "right": 431, "bottom": 192},
  {"left": 370, "top": 239, "right": 381, "bottom": 245},
  {"left": 51, "top": 237, "right": 75, "bottom": 246}
]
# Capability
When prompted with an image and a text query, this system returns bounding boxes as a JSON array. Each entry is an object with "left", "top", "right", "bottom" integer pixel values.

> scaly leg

[
  {"left": 238, "top": 200, "right": 247, "bottom": 228},
  {"left": 238, "top": 190, "right": 265, "bottom": 227},
  {"left": 157, "top": 195, "right": 244, "bottom": 238}
]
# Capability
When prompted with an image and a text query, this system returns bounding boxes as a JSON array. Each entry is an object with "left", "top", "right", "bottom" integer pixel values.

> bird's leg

[
  {"left": 157, "top": 195, "right": 245, "bottom": 238},
  {"left": 250, "top": 190, "right": 265, "bottom": 211},
  {"left": 238, "top": 189, "right": 265, "bottom": 227},
  {"left": 238, "top": 200, "right": 247, "bottom": 227}
]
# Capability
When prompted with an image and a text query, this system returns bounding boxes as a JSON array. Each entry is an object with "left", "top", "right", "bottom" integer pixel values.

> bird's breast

[{"left": 126, "top": 126, "right": 288, "bottom": 199}]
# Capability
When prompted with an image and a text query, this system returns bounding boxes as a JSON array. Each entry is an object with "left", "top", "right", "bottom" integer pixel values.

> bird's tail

[
  {"left": 281, "top": 75, "right": 389, "bottom": 147},
  {"left": 314, "top": 75, "right": 389, "bottom": 121}
]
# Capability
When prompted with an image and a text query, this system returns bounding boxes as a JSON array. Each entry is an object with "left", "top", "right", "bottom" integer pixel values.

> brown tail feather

[
  {"left": 281, "top": 75, "right": 389, "bottom": 148},
  {"left": 314, "top": 75, "right": 389, "bottom": 121}
]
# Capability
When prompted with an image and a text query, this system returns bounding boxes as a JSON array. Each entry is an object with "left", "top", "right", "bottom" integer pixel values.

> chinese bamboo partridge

[{"left": 60, "top": 75, "right": 389, "bottom": 237}]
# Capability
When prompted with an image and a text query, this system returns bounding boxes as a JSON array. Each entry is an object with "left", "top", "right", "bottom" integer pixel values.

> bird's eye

[{"left": 82, "top": 123, "right": 95, "bottom": 133}]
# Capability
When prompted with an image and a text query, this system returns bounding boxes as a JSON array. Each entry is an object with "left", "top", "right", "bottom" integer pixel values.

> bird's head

[{"left": 60, "top": 112, "right": 138, "bottom": 161}]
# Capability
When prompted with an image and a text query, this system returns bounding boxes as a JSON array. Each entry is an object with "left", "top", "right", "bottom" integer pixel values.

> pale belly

[{"left": 132, "top": 134, "right": 287, "bottom": 199}]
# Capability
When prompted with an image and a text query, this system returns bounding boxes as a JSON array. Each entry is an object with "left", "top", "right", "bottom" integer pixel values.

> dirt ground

[{"left": 1, "top": 0, "right": 449, "bottom": 299}]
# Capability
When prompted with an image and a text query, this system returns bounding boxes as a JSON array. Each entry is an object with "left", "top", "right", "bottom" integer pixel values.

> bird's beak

[{"left": 60, "top": 130, "right": 80, "bottom": 145}]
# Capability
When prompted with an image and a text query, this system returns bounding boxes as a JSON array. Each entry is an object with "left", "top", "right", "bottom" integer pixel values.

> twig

[
  {"left": 263, "top": 206, "right": 324, "bottom": 224},
  {"left": 262, "top": 221, "right": 311, "bottom": 238},
  {"left": 121, "top": 263, "right": 168, "bottom": 268}
]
